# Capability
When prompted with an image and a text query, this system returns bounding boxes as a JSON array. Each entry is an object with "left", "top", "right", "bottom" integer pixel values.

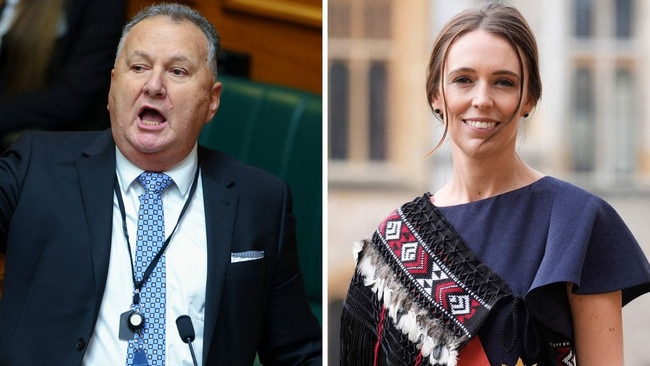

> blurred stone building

[
  {"left": 329, "top": 0, "right": 650, "bottom": 193},
  {"left": 328, "top": 0, "right": 650, "bottom": 364}
]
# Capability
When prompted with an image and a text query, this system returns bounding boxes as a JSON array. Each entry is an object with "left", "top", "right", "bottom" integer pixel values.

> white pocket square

[{"left": 230, "top": 250, "right": 265, "bottom": 263}]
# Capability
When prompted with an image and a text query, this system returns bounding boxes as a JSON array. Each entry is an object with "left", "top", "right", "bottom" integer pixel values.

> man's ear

[
  {"left": 205, "top": 81, "right": 222, "bottom": 124},
  {"left": 107, "top": 69, "right": 116, "bottom": 112}
]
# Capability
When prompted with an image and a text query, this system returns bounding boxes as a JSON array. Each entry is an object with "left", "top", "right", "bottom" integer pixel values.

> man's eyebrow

[
  {"left": 131, "top": 50, "right": 151, "bottom": 60},
  {"left": 130, "top": 50, "right": 191, "bottom": 63}
]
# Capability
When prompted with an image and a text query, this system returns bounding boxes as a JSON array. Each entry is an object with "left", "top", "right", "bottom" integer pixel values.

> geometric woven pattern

[
  {"left": 552, "top": 342, "right": 576, "bottom": 366},
  {"left": 126, "top": 172, "right": 173, "bottom": 366},
  {"left": 374, "top": 202, "right": 508, "bottom": 338}
]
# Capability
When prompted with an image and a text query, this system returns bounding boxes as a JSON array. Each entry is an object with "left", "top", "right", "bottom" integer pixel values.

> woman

[{"left": 340, "top": 3, "right": 650, "bottom": 366}]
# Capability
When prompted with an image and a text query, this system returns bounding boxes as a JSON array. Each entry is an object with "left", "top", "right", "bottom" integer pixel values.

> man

[{"left": 0, "top": 4, "right": 321, "bottom": 365}]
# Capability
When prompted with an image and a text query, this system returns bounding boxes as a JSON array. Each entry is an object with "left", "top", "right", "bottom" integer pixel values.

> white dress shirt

[{"left": 83, "top": 145, "right": 207, "bottom": 365}]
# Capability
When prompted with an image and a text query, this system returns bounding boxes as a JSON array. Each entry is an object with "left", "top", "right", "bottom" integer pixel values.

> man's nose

[{"left": 143, "top": 71, "right": 166, "bottom": 97}]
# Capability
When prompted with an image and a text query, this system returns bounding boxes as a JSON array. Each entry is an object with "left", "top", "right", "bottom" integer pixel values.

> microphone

[{"left": 176, "top": 315, "right": 198, "bottom": 366}]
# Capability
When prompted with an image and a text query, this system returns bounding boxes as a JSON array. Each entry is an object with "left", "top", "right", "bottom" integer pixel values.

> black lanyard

[{"left": 113, "top": 167, "right": 200, "bottom": 306}]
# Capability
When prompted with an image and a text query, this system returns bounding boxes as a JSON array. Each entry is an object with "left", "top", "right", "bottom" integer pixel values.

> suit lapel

[
  {"left": 76, "top": 130, "right": 116, "bottom": 316},
  {"left": 197, "top": 147, "right": 237, "bottom": 362},
  {"left": 74, "top": 138, "right": 237, "bottom": 359}
]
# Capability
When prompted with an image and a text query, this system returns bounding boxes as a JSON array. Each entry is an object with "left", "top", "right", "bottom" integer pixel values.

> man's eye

[{"left": 171, "top": 68, "right": 187, "bottom": 76}]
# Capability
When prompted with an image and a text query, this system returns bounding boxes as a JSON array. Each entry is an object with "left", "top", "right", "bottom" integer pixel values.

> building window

[
  {"left": 615, "top": 0, "right": 633, "bottom": 38},
  {"left": 328, "top": 0, "right": 392, "bottom": 163},
  {"left": 571, "top": 67, "right": 595, "bottom": 172},
  {"left": 574, "top": 0, "right": 593, "bottom": 38},
  {"left": 328, "top": 1, "right": 350, "bottom": 38},
  {"left": 368, "top": 61, "right": 387, "bottom": 161},
  {"left": 614, "top": 67, "right": 636, "bottom": 175},
  {"left": 569, "top": 0, "right": 643, "bottom": 184},
  {"left": 364, "top": 0, "right": 390, "bottom": 39},
  {"left": 329, "top": 61, "right": 349, "bottom": 160}
]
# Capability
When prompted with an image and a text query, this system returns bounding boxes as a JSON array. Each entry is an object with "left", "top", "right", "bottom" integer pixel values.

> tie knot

[{"left": 138, "top": 172, "right": 173, "bottom": 194}]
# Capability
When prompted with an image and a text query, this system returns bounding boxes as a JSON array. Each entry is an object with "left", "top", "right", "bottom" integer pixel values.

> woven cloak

[{"left": 340, "top": 194, "right": 512, "bottom": 366}]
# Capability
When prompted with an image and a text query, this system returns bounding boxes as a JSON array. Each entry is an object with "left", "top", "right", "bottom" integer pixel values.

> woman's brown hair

[{"left": 425, "top": 2, "right": 542, "bottom": 152}]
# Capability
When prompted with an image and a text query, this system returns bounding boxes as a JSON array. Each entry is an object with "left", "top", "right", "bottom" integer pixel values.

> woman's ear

[
  {"left": 430, "top": 94, "right": 439, "bottom": 112},
  {"left": 431, "top": 95, "right": 444, "bottom": 118},
  {"left": 521, "top": 97, "right": 536, "bottom": 118}
]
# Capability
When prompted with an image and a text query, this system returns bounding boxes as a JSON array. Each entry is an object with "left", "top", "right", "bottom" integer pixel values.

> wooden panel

[
  {"left": 127, "top": 0, "right": 322, "bottom": 94},
  {"left": 222, "top": 0, "right": 321, "bottom": 28}
]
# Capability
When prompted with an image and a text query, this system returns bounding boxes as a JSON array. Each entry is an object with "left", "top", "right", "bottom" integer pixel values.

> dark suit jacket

[
  {"left": 0, "top": 0, "right": 126, "bottom": 134},
  {"left": 0, "top": 130, "right": 322, "bottom": 365}
]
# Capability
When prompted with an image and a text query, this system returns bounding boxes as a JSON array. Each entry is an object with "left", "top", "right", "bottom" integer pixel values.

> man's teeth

[
  {"left": 142, "top": 120, "right": 161, "bottom": 126},
  {"left": 465, "top": 120, "right": 496, "bottom": 129}
]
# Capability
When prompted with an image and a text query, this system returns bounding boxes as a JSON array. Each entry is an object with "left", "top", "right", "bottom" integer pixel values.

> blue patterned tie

[{"left": 127, "top": 172, "right": 173, "bottom": 366}]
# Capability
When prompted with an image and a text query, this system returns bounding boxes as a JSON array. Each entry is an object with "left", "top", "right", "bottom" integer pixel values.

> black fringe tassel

[{"left": 340, "top": 303, "right": 380, "bottom": 366}]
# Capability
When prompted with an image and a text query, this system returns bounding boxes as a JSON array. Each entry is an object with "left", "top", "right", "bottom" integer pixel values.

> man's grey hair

[{"left": 114, "top": 3, "right": 221, "bottom": 80}]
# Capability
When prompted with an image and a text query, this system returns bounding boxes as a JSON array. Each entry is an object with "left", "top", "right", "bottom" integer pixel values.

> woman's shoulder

[{"left": 539, "top": 176, "right": 614, "bottom": 214}]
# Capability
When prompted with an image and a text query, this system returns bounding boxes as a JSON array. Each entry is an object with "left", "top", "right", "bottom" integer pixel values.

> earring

[
  {"left": 523, "top": 113, "right": 530, "bottom": 118},
  {"left": 434, "top": 109, "right": 443, "bottom": 118}
]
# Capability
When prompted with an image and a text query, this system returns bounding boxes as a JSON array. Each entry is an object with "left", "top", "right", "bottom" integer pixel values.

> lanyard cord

[{"left": 113, "top": 167, "right": 200, "bottom": 305}]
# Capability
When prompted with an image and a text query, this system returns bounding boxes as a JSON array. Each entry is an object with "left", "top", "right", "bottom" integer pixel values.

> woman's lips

[{"left": 464, "top": 120, "right": 498, "bottom": 129}]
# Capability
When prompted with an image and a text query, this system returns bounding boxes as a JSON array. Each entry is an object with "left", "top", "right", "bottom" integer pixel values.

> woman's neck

[{"left": 433, "top": 151, "right": 544, "bottom": 206}]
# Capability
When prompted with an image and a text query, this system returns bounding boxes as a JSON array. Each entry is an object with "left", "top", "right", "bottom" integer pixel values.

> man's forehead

[
  {"left": 122, "top": 17, "right": 208, "bottom": 55},
  {"left": 128, "top": 16, "right": 204, "bottom": 43}
]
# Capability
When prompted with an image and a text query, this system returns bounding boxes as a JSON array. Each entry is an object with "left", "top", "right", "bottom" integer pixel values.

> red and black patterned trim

[
  {"left": 375, "top": 193, "right": 512, "bottom": 338},
  {"left": 342, "top": 194, "right": 513, "bottom": 365}
]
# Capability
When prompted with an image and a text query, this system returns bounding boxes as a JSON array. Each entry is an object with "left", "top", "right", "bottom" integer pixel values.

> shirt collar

[{"left": 115, "top": 144, "right": 199, "bottom": 196}]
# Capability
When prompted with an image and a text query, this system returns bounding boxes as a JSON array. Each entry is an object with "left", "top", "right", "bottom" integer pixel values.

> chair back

[{"left": 198, "top": 75, "right": 322, "bottom": 320}]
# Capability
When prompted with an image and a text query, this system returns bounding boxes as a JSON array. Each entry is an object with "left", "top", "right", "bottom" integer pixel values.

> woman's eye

[
  {"left": 453, "top": 76, "right": 472, "bottom": 84},
  {"left": 496, "top": 79, "right": 515, "bottom": 87}
]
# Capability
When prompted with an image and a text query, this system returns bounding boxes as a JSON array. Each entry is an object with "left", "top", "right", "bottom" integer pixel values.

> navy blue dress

[{"left": 437, "top": 176, "right": 650, "bottom": 365}]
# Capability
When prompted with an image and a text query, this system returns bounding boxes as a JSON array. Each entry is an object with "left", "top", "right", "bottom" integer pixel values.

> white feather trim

[
  {"left": 355, "top": 241, "right": 467, "bottom": 365},
  {"left": 352, "top": 240, "right": 365, "bottom": 263}
]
